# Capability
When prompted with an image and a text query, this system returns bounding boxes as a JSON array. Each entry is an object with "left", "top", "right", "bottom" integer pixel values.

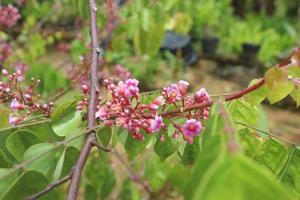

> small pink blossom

[
  {"left": 81, "top": 85, "right": 89, "bottom": 94},
  {"left": 9, "top": 114, "right": 22, "bottom": 126},
  {"left": 194, "top": 88, "right": 211, "bottom": 104},
  {"left": 10, "top": 98, "right": 24, "bottom": 110},
  {"left": 2, "top": 69, "right": 8, "bottom": 76},
  {"left": 183, "top": 119, "right": 202, "bottom": 137},
  {"left": 163, "top": 84, "right": 181, "bottom": 103},
  {"left": 148, "top": 115, "right": 163, "bottom": 133},
  {"left": 95, "top": 107, "right": 109, "bottom": 120},
  {"left": 149, "top": 96, "right": 165, "bottom": 110},
  {"left": 177, "top": 80, "right": 189, "bottom": 96}
]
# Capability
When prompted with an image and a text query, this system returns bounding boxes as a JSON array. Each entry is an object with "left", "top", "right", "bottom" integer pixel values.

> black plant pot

[
  {"left": 201, "top": 37, "right": 219, "bottom": 55},
  {"left": 160, "top": 31, "right": 198, "bottom": 65},
  {"left": 241, "top": 43, "right": 261, "bottom": 63}
]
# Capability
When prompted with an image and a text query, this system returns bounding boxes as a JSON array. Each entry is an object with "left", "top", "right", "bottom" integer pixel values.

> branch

[
  {"left": 235, "top": 121, "right": 297, "bottom": 146},
  {"left": 25, "top": 174, "right": 72, "bottom": 200},
  {"left": 66, "top": 0, "right": 101, "bottom": 199}
]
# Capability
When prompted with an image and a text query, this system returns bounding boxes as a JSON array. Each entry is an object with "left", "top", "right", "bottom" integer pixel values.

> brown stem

[
  {"left": 25, "top": 174, "right": 72, "bottom": 200},
  {"left": 66, "top": 0, "right": 101, "bottom": 199}
]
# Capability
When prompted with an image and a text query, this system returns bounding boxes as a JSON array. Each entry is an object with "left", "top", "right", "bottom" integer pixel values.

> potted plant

[{"left": 192, "top": 0, "right": 231, "bottom": 55}]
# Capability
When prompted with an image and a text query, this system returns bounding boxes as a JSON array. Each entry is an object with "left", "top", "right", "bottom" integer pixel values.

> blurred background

[{"left": 0, "top": 0, "right": 300, "bottom": 152}]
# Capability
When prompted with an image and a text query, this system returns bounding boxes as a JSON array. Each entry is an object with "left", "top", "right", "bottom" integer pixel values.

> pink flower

[
  {"left": 177, "top": 80, "right": 189, "bottom": 96},
  {"left": 10, "top": 98, "right": 24, "bottom": 110},
  {"left": 116, "top": 79, "right": 139, "bottom": 99},
  {"left": 148, "top": 115, "right": 163, "bottom": 133},
  {"left": 183, "top": 119, "right": 202, "bottom": 137},
  {"left": 9, "top": 114, "right": 22, "bottom": 126},
  {"left": 125, "top": 79, "right": 139, "bottom": 87},
  {"left": 149, "top": 96, "right": 165, "bottom": 110},
  {"left": 163, "top": 84, "right": 181, "bottom": 103},
  {"left": 81, "top": 84, "right": 89, "bottom": 94},
  {"left": 2, "top": 69, "right": 8, "bottom": 76},
  {"left": 95, "top": 107, "right": 109, "bottom": 120},
  {"left": 194, "top": 88, "right": 211, "bottom": 103}
]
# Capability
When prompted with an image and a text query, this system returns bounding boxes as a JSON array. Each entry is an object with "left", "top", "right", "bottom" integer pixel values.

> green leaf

[
  {"left": 1, "top": 171, "right": 57, "bottom": 200},
  {"left": 118, "top": 178, "right": 140, "bottom": 200},
  {"left": 97, "top": 126, "right": 112, "bottom": 147},
  {"left": 167, "top": 164, "right": 190, "bottom": 194},
  {"left": 84, "top": 153, "right": 116, "bottom": 199},
  {"left": 0, "top": 169, "right": 17, "bottom": 194},
  {"left": 0, "top": 149, "right": 10, "bottom": 168},
  {"left": 144, "top": 156, "right": 170, "bottom": 191},
  {"left": 53, "top": 146, "right": 79, "bottom": 181},
  {"left": 280, "top": 147, "right": 300, "bottom": 198},
  {"left": 23, "top": 121, "right": 62, "bottom": 141},
  {"left": 290, "top": 87, "right": 300, "bottom": 107},
  {"left": 239, "top": 129, "right": 262, "bottom": 158},
  {"left": 265, "top": 67, "right": 294, "bottom": 104},
  {"left": 256, "top": 105, "right": 270, "bottom": 133},
  {"left": 181, "top": 137, "right": 201, "bottom": 165},
  {"left": 228, "top": 100, "right": 258, "bottom": 127},
  {"left": 133, "top": 21, "right": 165, "bottom": 56},
  {"left": 125, "top": 133, "right": 151, "bottom": 160},
  {"left": 5, "top": 130, "right": 41, "bottom": 161},
  {"left": 288, "top": 66, "right": 300, "bottom": 77},
  {"left": 254, "top": 139, "right": 289, "bottom": 176},
  {"left": 191, "top": 156, "right": 291, "bottom": 200},
  {"left": 184, "top": 133, "right": 227, "bottom": 200},
  {"left": 0, "top": 108, "right": 10, "bottom": 129},
  {"left": 52, "top": 104, "right": 82, "bottom": 137},
  {"left": 154, "top": 133, "right": 176, "bottom": 161},
  {"left": 23, "top": 143, "right": 57, "bottom": 178},
  {"left": 245, "top": 79, "right": 269, "bottom": 106}
]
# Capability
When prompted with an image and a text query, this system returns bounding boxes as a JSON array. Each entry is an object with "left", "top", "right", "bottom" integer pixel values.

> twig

[
  {"left": 0, "top": 119, "right": 50, "bottom": 133},
  {"left": 25, "top": 173, "right": 72, "bottom": 200},
  {"left": 66, "top": 0, "right": 102, "bottom": 199},
  {"left": 235, "top": 121, "right": 297, "bottom": 146},
  {"left": 91, "top": 141, "right": 153, "bottom": 196},
  {"left": 91, "top": 141, "right": 111, "bottom": 152},
  {"left": 49, "top": 71, "right": 89, "bottom": 102},
  {"left": 111, "top": 148, "right": 153, "bottom": 195}
]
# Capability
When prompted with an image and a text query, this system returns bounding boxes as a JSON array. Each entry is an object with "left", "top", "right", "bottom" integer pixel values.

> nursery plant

[{"left": 1, "top": 1, "right": 300, "bottom": 200}]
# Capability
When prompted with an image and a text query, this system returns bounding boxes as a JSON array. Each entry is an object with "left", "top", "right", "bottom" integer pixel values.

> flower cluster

[
  {"left": 94, "top": 78, "right": 165, "bottom": 140},
  {"left": 0, "top": 68, "right": 53, "bottom": 126},
  {"left": 0, "top": 4, "right": 21, "bottom": 28},
  {"left": 161, "top": 81, "right": 211, "bottom": 143},
  {"left": 78, "top": 78, "right": 211, "bottom": 143}
]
